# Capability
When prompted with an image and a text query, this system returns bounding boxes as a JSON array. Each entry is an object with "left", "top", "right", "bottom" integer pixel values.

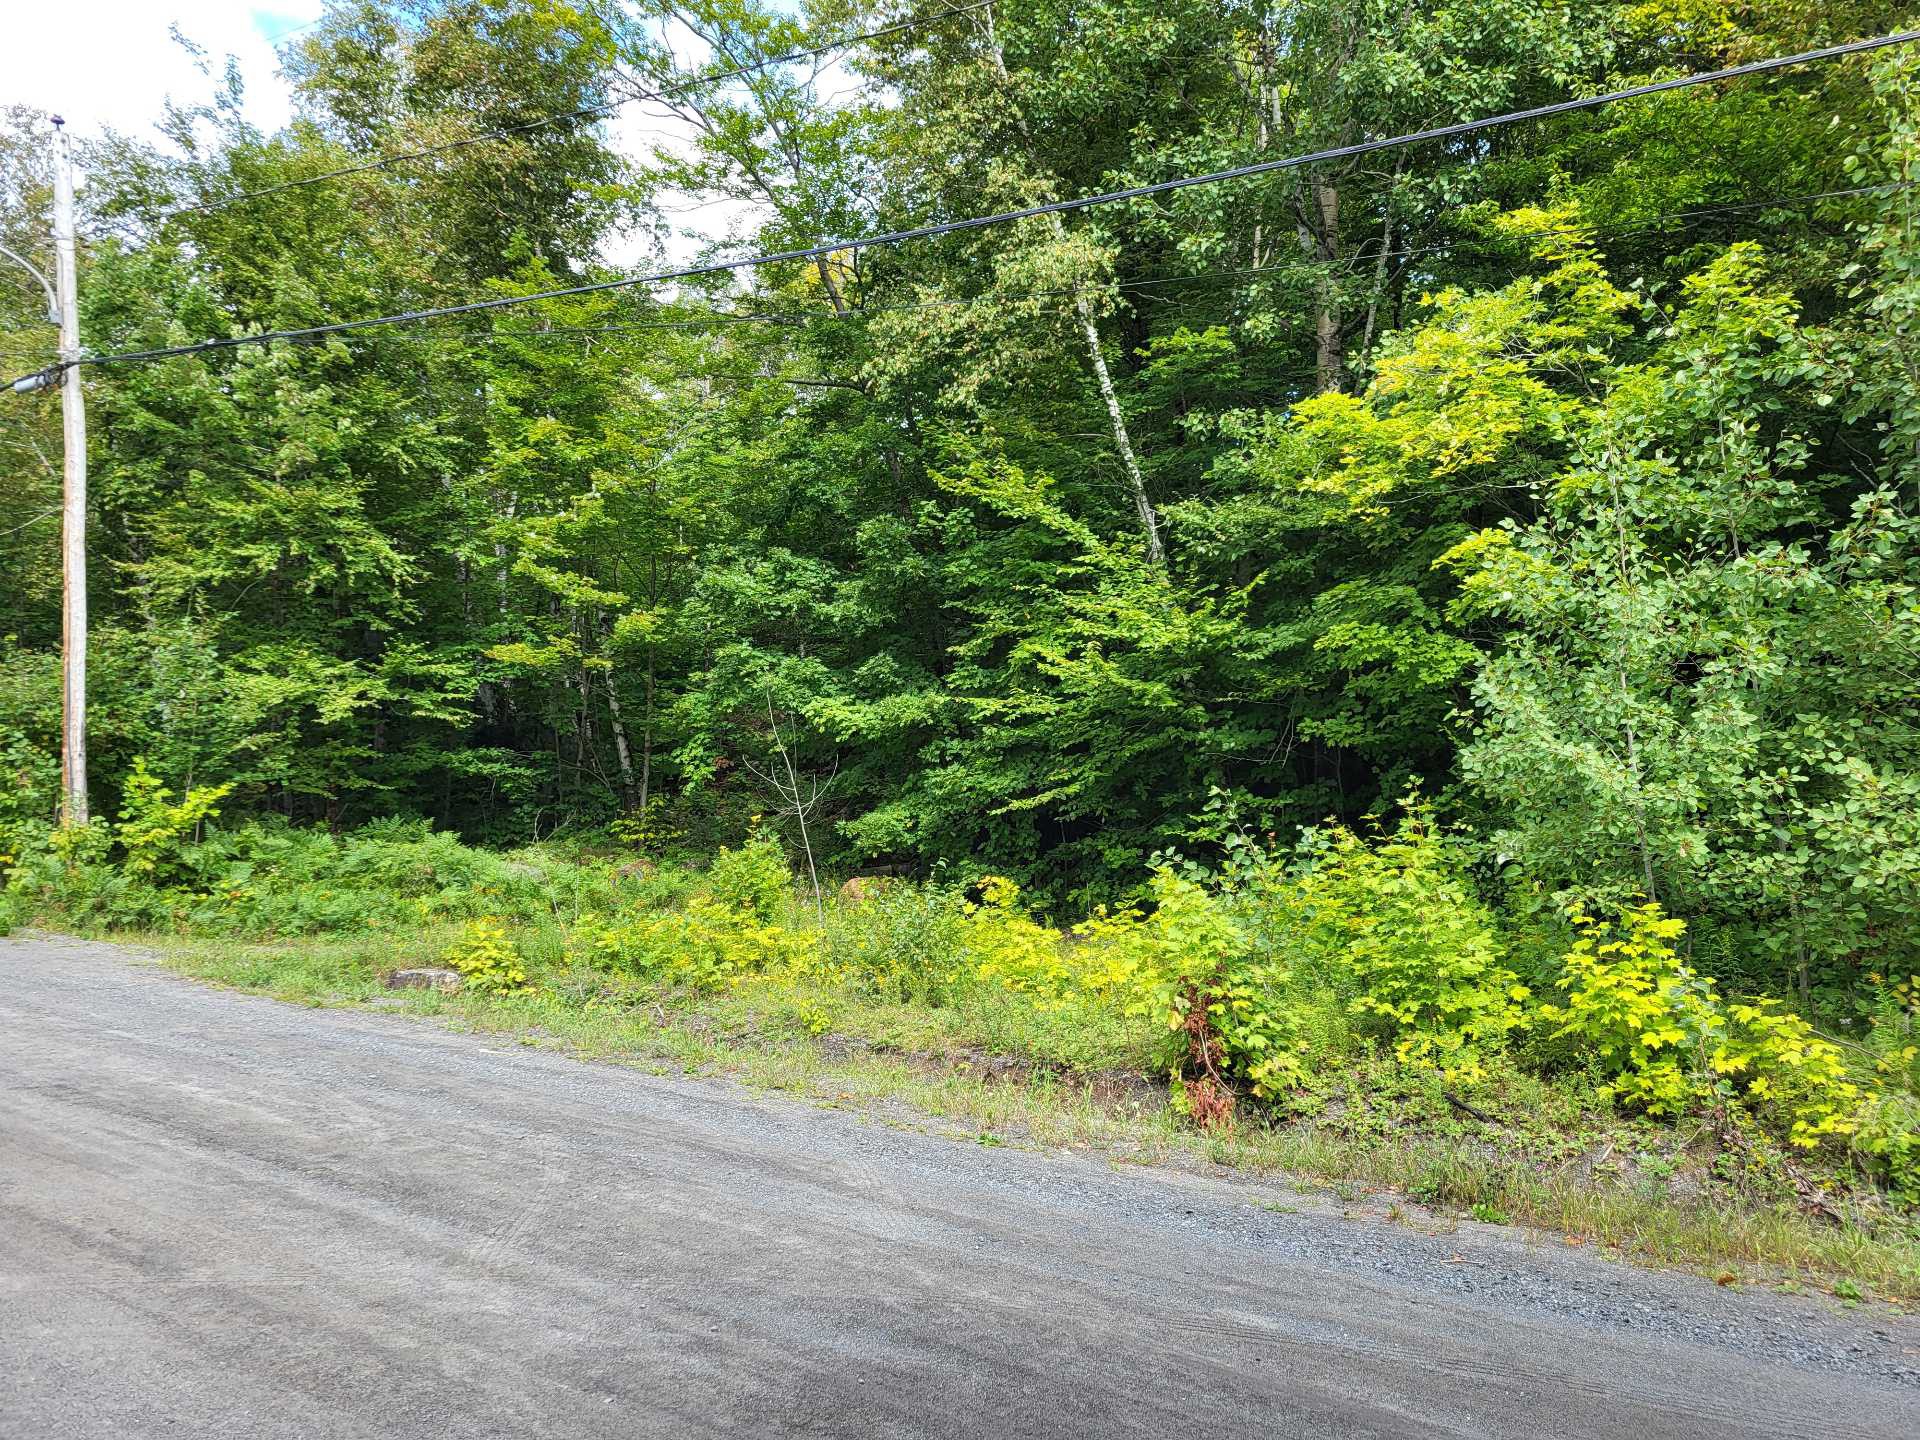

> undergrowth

[{"left": 6, "top": 784, "right": 1918, "bottom": 1301}]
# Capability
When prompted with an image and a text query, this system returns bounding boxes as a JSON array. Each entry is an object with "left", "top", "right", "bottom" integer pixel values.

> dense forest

[{"left": 3, "top": 0, "right": 1919, "bottom": 1116}]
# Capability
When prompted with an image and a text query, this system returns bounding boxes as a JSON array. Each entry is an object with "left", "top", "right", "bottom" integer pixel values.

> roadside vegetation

[
  {"left": 4, "top": 3, "right": 1920, "bottom": 1303},
  {"left": 5, "top": 783, "right": 1916, "bottom": 1302}
]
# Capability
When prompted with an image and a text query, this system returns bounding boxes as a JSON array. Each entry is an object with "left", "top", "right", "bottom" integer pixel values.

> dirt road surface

[{"left": 3, "top": 934, "right": 1915, "bottom": 1438}]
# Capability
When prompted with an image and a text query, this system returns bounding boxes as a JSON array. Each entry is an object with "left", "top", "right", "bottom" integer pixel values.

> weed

[
  {"left": 12, "top": 803, "right": 1916, "bottom": 1302},
  {"left": 442, "top": 917, "right": 533, "bottom": 996}
]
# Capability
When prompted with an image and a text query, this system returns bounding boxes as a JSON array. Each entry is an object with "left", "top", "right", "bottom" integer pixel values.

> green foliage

[
  {"left": 115, "top": 759, "right": 233, "bottom": 885},
  {"left": 441, "top": 917, "right": 533, "bottom": 996},
  {"left": 1539, "top": 904, "right": 1710, "bottom": 1116},
  {"left": 1080, "top": 871, "right": 1303, "bottom": 1103},
  {"left": 578, "top": 897, "right": 812, "bottom": 990},
  {"left": 1439, "top": 191, "right": 1920, "bottom": 1005},
  {"left": 1543, "top": 904, "right": 1862, "bottom": 1147},
  {"left": 824, "top": 878, "right": 967, "bottom": 1004},
  {"left": 3, "top": 0, "right": 1913, "bottom": 914},
  {"left": 1856, "top": 1095, "right": 1920, "bottom": 1210},
  {"left": 1287, "top": 811, "right": 1528, "bottom": 1082},
  {"left": 605, "top": 799, "right": 684, "bottom": 858},
  {"left": 704, "top": 830, "right": 791, "bottom": 922}
]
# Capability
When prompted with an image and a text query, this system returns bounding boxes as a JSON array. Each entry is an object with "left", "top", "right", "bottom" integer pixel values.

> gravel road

[{"left": 2, "top": 933, "right": 1915, "bottom": 1438}]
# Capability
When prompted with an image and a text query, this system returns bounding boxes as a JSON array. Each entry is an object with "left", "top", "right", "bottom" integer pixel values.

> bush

[
  {"left": 1285, "top": 812, "right": 1527, "bottom": 1082},
  {"left": 1542, "top": 903, "right": 1861, "bottom": 1147},
  {"left": 1080, "top": 870, "right": 1303, "bottom": 1107},
  {"left": 1856, "top": 1094, "right": 1920, "bottom": 1209},
  {"left": 0, "top": 727, "right": 58, "bottom": 875},
  {"left": 162, "top": 820, "right": 575, "bottom": 937},
  {"left": 116, "top": 758, "right": 231, "bottom": 885},
  {"left": 705, "top": 831, "right": 791, "bottom": 921},
  {"left": 5, "top": 818, "right": 169, "bottom": 930},
  {"left": 826, "top": 878, "right": 968, "bottom": 1003},
  {"left": 441, "top": 917, "right": 533, "bottom": 996},
  {"left": 579, "top": 897, "right": 814, "bottom": 990}
]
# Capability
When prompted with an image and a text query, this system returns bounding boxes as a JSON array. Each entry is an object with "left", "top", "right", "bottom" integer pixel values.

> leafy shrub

[
  {"left": 1859, "top": 971, "right": 1920, "bottom": 1097},
  {"left": 441, "top": 917, "right": 533, "bottom": 995},
  {"left": 0, "top": 890, "right": 15, "bottom": 935},
  {"left": 329, "top": 827, "right": 540, "bottom": 910},
  {"left": 1287, "top": 813, "right": 1527, "bottom": 1081},
  {"left": 704, "top": 831, "right": 791, "bottom": 921},
  {"left": 1538, "top": 903, "right": 1708, "bottom": 1115},
  {"left": 958, "top": 876, "right": 1078, "bottom": 1001},
  {"left": 1714, "top": 1001, "right": 1860, "bottom": 1149},
  {"left": 117, "top": 758, "right": 232, "bottom": 885},
  {"left": 1856, "top": 1094, "right": 1920, "bottom": 1209},
  {"left": 579, "top": 897, "right": 813, "bottom": 990},
  {"left": 0, "top": 729, "right": 58, "bottom": 870},
  {"left": 1080, "top": 870, "right": 1303, "bottom": 1105},
  {"left": 826, "top": 877, "right": 967, "bottom": 1003},
  {"left": 605, "top": 797, "right": 685, "bottom": 857},
  {"left": 3, "top": 818, "right": 170, "bottom": 930},
  {"left": 163, "top": 820, "right": 573, "bottom": 937},
  {"left": 1542, "top": 903, "right": 1861, "bottom": 1146}
]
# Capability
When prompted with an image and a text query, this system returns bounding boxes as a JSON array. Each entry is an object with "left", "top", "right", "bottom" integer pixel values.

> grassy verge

[{"left": 116, "top": 924, "right": 1920, "bottom": 1309}]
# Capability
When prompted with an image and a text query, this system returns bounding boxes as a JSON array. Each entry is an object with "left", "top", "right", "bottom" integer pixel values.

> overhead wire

[
  {"left": 0, "top": 508, "right": 59, "bottom": 539},
  {"left": 18, "top": 25, "right": 1912, "bottom": 387},
  {"left": 258, "top": 13, "right": 329, "bottom": 47},
  {"left": 3, "top": 175, "right": 1899, "bottom": 398},
  {"left": 11, "top": 27, "right": 1916, "bottom": 393},
  {"left": 40, "top": 176, "right": 1887, "bottom": 361},
  {"left": 1112, "top": 180, "right": 1914, "bottom": 304},
  {"left": 180, "top": 175, "right": 1879, "bottom": 430}
]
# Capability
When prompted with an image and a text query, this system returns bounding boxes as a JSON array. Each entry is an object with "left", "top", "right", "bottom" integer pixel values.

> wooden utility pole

[
  {"left": 2, "top": 116, "right": 87, "bottom": 824},
  {"left": 51, "top": 116, "right": 87, "bottom": 826}
]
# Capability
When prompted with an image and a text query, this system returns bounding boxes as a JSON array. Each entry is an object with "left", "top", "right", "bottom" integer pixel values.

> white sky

[
  {"left": 0, "top": 3, "right": 325, "bottom": 140},
  {"left": 0, "top": 2, "right": 783, "bottom": 265}
]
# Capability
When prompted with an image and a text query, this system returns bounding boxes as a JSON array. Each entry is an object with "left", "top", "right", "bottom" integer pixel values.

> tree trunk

[
  {"left": 1298, "top": 175, "right": 1345, "bottom": 393},
  {"left": 605, "top": 670, "right": 637, "bottom": 810},
  {"left": 1358, "top": 158, "right": 1404, "bottom": 367},
  {"left": 639, "top": 646, "right": 655, "bottom": 818},
  {"left": 1072, "top": 295, "right": 1164, "bottom": 564},
  {"left": 981, "top": 11, "right": 1164, "bottom": 564}
]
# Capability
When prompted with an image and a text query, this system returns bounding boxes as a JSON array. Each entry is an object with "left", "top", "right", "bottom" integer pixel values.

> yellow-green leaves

[
  {"left": 116, "top": 758, "right": 233, "bottom": 885},
  {"left": 442, "top": 917, "right": 533, "bottom": 996},
  {"left": 1544, "top": 903, "right": 1861, "bottom": 1145},
  {"left": 1290, "top": 809, "right": 1527, "bottom": 1084},
  {"left": 1240, "top": 216, "right": 1632, "bottom": 520}
]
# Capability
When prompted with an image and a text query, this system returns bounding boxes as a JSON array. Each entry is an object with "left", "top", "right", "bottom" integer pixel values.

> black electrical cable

[
  {"left": 341, "top": 177, "right": 1908, "bottom": 356},
  {"left": 8, "top": 178, "right": 1903, "bottom": 388},
  {"left": 19, "top": 27, "right": 1917, "bottom": 385}
]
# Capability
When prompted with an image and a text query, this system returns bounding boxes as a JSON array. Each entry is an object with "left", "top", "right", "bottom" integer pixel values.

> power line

[
  {"left": 345, "top": 177, "right": 1906, "bottom": 354},
  {"left": 9, "top": 178, "right": 1902, "bottom": 383},
  {"left": 1115, "top": 180, "right": 1914, "bottom": 299},
  {"left": 23, "top": 27, "right": 1918, "bottom": 383},
  {"left": 258, "top": 12, "right": 328, "bottom": 46},
  {"left": 121, "top": 1, "right": 997, "bottom": 229},
  {"left": 0, "top": 508, "right": 58, "bottom": 540}
]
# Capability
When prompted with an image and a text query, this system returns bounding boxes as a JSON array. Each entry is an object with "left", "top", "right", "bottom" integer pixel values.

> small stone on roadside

[{"left": 387, "top": 967, "right": 462, "bottom": 993}]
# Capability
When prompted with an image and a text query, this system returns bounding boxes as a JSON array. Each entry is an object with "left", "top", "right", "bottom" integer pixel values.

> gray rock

[{"left": 385, "top": 967, "right": 462, "bottom": 992}]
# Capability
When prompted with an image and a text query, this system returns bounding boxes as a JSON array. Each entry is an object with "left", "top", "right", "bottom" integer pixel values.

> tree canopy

[{"left": 3, "top": 0, "right": 1918, "bottom": 1010}]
